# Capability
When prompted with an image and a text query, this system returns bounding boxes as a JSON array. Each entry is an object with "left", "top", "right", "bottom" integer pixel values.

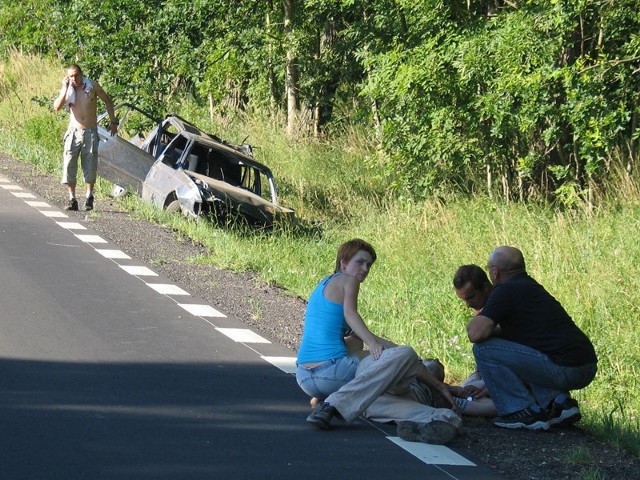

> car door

[
  {"left": 97, "top": 126, "right": 157, "bottom": 194},
  {"left": 141, "top": 138, "right": 202, "bottom": 213}
]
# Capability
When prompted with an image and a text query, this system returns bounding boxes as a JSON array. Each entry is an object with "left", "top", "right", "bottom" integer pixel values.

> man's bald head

[{"left": 487, "top": 246, "right": 526, "bottom": 284}]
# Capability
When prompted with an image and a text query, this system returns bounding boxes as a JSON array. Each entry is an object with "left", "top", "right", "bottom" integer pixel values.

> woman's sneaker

[
  {"left": 547, "top": 398, "right": 581, "bottom": 427},
  {"left": 306, "top": 402, "right": 337, "bottom": 430},
  {"left": 492, "top": 407, "right": 550, "bottom": 430}
]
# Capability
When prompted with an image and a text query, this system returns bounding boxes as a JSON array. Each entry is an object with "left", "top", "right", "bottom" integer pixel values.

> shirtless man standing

[{"left": 53, "top": 64, "right": 117, "bottom": 211}]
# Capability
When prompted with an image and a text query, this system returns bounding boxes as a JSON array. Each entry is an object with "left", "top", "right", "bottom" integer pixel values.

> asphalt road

[{"left": 0, "top": 176, "right": 501, "bottom": 480}]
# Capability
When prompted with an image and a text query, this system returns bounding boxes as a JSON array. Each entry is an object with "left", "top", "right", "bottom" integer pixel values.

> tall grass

[{"left": 1, "top": 52, "right": 639, "bottom": 456}]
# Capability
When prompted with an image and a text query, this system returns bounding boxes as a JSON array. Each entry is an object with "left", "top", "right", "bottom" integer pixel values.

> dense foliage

[{"left": 1, "top": 0, "right": 639, "bottom": 203}]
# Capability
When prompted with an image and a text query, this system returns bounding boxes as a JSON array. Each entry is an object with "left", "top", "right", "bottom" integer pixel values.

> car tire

[
  {"left": 166, "top": 200, "right": 182, "bottom": 214},
  {"left": 167, "top": 199, "right": 201, "bottom": 221}
]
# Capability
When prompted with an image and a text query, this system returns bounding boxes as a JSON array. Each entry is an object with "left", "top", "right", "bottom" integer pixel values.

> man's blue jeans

[{"left": 473, "top": 338, "right": 597, "bottom": 416}]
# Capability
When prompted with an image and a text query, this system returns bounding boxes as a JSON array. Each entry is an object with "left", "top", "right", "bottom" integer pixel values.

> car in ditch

[{"left": 95, "top": 103, "right": 294, "bottom": 226}]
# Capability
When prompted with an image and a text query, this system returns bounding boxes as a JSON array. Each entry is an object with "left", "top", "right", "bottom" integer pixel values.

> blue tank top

[{"left": 296, "top": 273, "right": 348, "bottom": 364}]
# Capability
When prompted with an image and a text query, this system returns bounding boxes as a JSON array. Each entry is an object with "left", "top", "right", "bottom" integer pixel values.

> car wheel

[
  {"left": 167, "top": 199, "right": 201, "bottom": 221},
  {"left": 166, "top": 200, "right": 182, "bottom": 214}
]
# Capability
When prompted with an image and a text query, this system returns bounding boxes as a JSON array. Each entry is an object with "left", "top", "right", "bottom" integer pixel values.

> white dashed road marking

[
  {"left": 119, "top": 265, "right": 158, "bottom": 276},
  {"left": 12, "top": 192, "right": 37, "bottom": 198},
  {"left": 146, "top": 283, "right": 190, "bottom": 295},
  {"left": 261, "top": 356, "right": 297, "bottom": 374},
  {"left": 388, "top": 437, "right": 476, "bottom": 466},
  {"left": 56, "top": 222, "right": 87, "bottom": 230},
  {"left": 40, "top": 210, "right": 68, "bottom": 218},
  {"left": 177, "top": 303, "right": 226, "bottom": 318},
  {"left": 216, "top": 328, "right": 271, "bottom": 344},
  {"left": 75, "top": 234, "right": 108, "bottom": 244},
  {"left": 95, "top": 249, "right": 132, "bottom": 260},
  {"left": 25, "top": 201, "right": 51, "bottom": 208}
]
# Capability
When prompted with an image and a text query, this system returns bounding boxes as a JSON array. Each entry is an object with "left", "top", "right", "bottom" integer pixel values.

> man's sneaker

[
  {"left": 547, "top": 398, "right": 581, "bottom": 427},
  {"left": 397, "top": 420, "right": 459, "bottom": 445},
  {"left": 492, "top": 408, "right": 550, "bottom": 431},
  {"left": 306, "top": 401, "right": 336, "bottom": 430},
  {"left": 84, "top": 195, "right": 94, "bottom": 211},
  {"left": 66, "top": 198, "right": 79, "bottom": 211}
]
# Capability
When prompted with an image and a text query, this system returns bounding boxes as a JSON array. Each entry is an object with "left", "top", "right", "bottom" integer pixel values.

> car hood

[{"left": 187, "top": 170, "right": 294, "bottom": 217}]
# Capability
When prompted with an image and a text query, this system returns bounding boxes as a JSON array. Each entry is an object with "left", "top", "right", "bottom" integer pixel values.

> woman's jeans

[
  {"left": 473, "top": 338, "right": 597, "bottom": 416},
  {"left": 296, "top": 355, "right": 360, "bottom": 399}
]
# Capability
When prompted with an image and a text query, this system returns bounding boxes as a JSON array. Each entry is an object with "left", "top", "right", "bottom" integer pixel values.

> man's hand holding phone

[{"left": 60, "top": 76, "right": 70, "bottom": 92}]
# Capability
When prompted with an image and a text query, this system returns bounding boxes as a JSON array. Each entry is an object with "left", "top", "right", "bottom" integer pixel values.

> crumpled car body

[{"left": 96, "top": 103, "right": 294, "bottom": 226}]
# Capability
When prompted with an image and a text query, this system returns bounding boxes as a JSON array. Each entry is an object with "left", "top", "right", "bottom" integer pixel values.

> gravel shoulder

[{"left": 2, "top": 154, "right": 639, "bottom": 479}]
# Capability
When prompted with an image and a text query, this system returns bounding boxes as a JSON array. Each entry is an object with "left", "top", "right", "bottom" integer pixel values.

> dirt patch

[{"left": 2, "top": 154, "right": 638, "bottom": 479}]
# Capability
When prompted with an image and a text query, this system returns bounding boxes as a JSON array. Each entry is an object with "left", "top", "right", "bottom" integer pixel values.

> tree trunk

[
  {"left": 371, "top": 97, "right": 382, "bottom": 142},
  {"left": 313, "top": 103, "right": 321, "bottom": 137},
  {"left": 284, "top": 0, "right": 299, "bottom": 138},
  {"left": 630, "top": 98, "right": 638, "bottom": 174},
  {"left": 312, "top": 19, "right": 338, "bottom": 136},
  {"left": 265, "top": 4, "right": 279, "bottom": 114}
]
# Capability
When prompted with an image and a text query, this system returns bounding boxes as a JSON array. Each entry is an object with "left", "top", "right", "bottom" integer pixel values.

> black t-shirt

[{"left": 481, "top": 273, "right": 597, "bottom": 366}]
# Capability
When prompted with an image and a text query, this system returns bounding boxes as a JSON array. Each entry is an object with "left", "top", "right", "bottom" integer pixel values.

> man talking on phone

[{"left": 53, "top": 64, "right": 117, "bottom": 211}]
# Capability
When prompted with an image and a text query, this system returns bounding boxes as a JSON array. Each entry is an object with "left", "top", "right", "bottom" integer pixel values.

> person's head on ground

[
  {"left": 486, "top": 246, "right": 526, "bottom": 285},
  {"left": 334, "top": 238, "right": 377, "bottom": 282},
  {"left": 453, "top": 264, "right": 492, "bottom": 312},
  {"left": 66, "top": 64, "right": 84, "bottom": 88},
  {"left": 422, "top": 358, "right": 445, "bottom": 382}
]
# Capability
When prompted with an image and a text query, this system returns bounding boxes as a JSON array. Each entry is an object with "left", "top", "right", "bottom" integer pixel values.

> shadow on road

[{"left": 0, "top": 357, "right": 324, "bottom": 479}]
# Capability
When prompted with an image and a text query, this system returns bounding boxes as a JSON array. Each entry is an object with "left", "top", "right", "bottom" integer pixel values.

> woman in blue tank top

[{"left": 296, "top": 239, "right": 396, "bottom": 400}]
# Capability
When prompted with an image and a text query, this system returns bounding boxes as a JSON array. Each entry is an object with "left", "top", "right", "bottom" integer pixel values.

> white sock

[{"left": 86, "top": 191, "right": 93, "bottom": 199}]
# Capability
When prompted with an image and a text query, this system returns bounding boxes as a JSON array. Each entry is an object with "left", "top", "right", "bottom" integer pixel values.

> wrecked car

[{"left": 95, "top": 103, "right": 294, "bottom": 226}]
